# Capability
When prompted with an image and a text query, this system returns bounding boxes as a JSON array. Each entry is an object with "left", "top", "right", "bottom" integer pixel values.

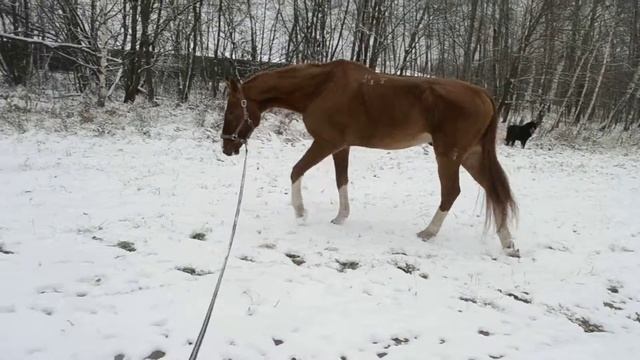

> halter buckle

[{"left": 221, "top": 95, "right": 253, "bottom": 144}]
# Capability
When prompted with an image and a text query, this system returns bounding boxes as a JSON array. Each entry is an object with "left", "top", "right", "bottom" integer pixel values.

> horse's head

[{"left": 221, "top": 79, "right": 260, "bottom": 156}]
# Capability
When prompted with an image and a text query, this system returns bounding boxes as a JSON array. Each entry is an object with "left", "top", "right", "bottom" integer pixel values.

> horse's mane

[{"left": 243, "top": 61, "right": 354, "bottom": 84}]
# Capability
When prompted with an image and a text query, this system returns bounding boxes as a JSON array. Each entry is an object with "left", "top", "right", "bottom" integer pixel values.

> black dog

[{"left": 505, "top": 121, "right": 538, "bottom": 148}]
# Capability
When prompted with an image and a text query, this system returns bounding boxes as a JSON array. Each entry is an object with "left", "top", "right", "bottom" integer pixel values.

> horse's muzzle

[{"left": 222, "top": 140, "right": 242, "bottom": 156}]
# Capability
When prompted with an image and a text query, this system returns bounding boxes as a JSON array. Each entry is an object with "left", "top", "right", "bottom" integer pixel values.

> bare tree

[{"left": 0, "top": 0, "right": 638, "bottom": 131}]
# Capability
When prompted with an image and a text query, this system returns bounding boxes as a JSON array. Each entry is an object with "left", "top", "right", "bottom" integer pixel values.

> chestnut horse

[{"left": 221, "top": 60, "right": 518, "bottom": 256}]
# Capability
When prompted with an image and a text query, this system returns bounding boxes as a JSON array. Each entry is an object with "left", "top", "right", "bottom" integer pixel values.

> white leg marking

[
  {"left": 417, "top": 210, "right": 448, "bottom": 240},
  {"left": 498, "top": 226, "right": 519, "bottom": 257},
  {"left": 291, "top": 178, "right": 306, "bottom": 220},
  {"left": 331, "top": 185, "right": 350, "bottom": 225}
]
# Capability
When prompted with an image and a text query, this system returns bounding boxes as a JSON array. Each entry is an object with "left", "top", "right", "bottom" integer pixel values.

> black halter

[{"left": 220, "top": 96, "right": 255, "bottom": 144}]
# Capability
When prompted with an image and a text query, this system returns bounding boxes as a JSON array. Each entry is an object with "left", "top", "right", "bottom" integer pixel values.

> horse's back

[
  {"left": 327, "top": 61, "right": 493, "bottom": 119},
  {"left": 307, "top": 60, "right": 495, "bottom": 150}
]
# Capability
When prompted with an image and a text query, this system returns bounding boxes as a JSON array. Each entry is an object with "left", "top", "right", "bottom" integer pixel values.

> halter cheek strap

[{"left": 221, "top": 97, "right": 255, "bottom": 144}]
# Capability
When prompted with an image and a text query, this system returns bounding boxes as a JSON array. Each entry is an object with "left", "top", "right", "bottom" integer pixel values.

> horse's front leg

[
  {"left": 331, "top": 147, "right": 350, "bottom": 224},
  {"left": 291, "top": 140, "right": 337, "bottom": 221}
]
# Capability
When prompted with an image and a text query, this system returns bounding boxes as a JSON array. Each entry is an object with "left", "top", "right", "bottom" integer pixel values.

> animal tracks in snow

[{"left": 2, "top": 134, "right": 640, "bottom": 359}]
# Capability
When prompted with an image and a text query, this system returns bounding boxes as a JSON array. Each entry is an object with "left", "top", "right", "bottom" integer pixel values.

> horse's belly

[{"left": 368, "top": 132, "right": 433, "bottom": 150}]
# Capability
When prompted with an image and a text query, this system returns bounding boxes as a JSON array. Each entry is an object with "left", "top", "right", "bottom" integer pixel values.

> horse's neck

[{"left": 244, "top": 65, "right": 330, "bottom": 113}]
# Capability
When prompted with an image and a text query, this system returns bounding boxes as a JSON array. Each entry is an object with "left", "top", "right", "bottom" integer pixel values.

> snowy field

[{"left": 1, "top": 117, "right": 640, "bottom": 360}]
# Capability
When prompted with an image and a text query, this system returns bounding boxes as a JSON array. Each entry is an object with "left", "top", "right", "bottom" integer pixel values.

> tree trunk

[
  {"left": 462, "top": 0, "right": 479, "bottom": 81},
  {"left": 551, "top": 47, "right": 593, "bottom": 130},
  {"left": 96, "top": 46, "right": 107, "bottom": 107},
  {"left": 124, "top": 0, "right": 139, "bottom": 103},
  {"left": 397, "top": 2, "right": 428, "bottom": 75},
  {"left": 181, "top": 0, "right": 203, "bottom": 103},
  {"left": 583, "top": 28, "right": 613, "bottom": 126},
  {"left": 140, "top": 0, "right": 155, "bottom": 103}
]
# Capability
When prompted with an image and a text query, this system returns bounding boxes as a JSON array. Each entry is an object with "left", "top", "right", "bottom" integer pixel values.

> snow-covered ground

[{"left": 1, "top": 115, "right": 640, "bottom": 360}]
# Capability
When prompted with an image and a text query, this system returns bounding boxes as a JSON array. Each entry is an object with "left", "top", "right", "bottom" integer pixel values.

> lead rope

[{"left": 188, "top": 144, "right": 249, "bottom": 360}]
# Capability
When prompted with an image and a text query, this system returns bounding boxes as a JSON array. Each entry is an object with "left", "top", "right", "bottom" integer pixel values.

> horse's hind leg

[
  {"left": 418, "top": 156, "right": 461, "bottom": 240},
  {"left": 291, "top": 140, "right": 336, "bottom": 221},
  {"left": 331, "top": 147, "right": 350, "bottom": 224},
  {"left": 461, "top": 146, "right": 518, "bottom": 256}
]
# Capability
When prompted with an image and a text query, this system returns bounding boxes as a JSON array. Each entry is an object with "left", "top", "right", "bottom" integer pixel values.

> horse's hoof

[
  {"left": 417, "top": 229, "right": 436, "bottom": 241},
  {"left": 293, "top": 207, "right": 307, "bottom": 224},
  {"left": 504, "top": 247, "right": 520, "bottom": 258},
  {"left": 331, "top": 216, "right": 346, "bottom": 225}
]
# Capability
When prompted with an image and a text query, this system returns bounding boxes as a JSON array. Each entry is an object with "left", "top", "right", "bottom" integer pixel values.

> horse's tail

[{"left": 480, "top": 96, "right": 517, "bottom": 231}]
